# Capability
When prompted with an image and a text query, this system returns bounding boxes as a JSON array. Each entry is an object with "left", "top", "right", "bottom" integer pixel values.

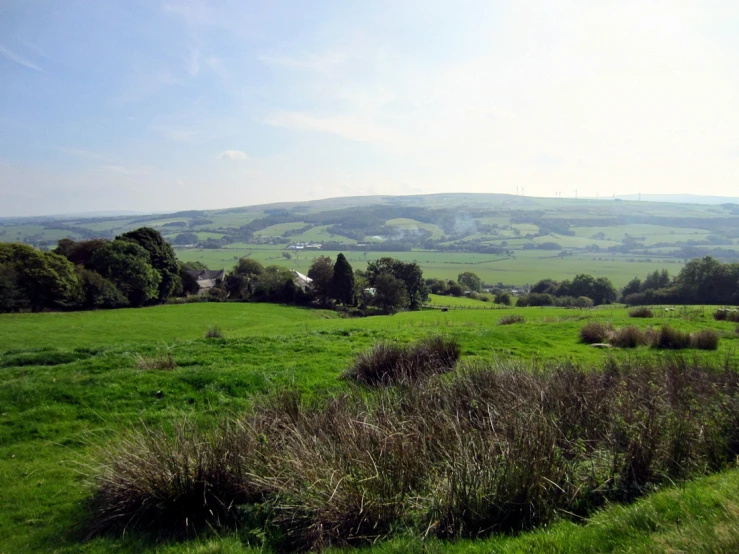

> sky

[{"left": 1, "top": 0, "right": 739, "bottom": 217}]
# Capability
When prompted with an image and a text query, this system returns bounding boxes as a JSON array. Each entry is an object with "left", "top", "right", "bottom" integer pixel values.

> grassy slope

[{"left": 2, "top": 303, "right": 739, "bottom": 552}]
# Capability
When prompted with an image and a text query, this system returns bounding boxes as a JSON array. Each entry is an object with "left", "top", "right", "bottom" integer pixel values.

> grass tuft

[
  {"left": 205, "top": 325, "right": 224, "bottom": 339},
  {"left": 498, "top": 314, "right": 524, "bottom": 325},
  {"left": 579, "top": 321, "right": 613, "bottom": 344},
  {"left": 342, "top": 335, "right": 461, "bottom": 386},
  {"left": 690, "top": 329, "right": 720, "bottom": 350},
  {"left": 713, "top": 309, "right": 739, "bottom": 322},
  {"left": 653, "top": 326, "right": 692, "bottom": 350},
  {"left": 133, "top": 352, "right": 176, "bottom": 370},
  {"left": 628, "top": 307, "right": 654, "bottom": 318},
  {"left": 610, "top": 326, "right": 649, "bottom": 348}
]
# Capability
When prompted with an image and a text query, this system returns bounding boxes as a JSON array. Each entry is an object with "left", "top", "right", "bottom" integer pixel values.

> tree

[
  {"left": 0, "top": 263, "right": 24, "bottom": 312},
  {"left": 621, "top": 277, "right": 642, "bottom": 299},
  {"left": 458, "top": 271, "right": 482, "bottom": 292},
  {"left": 118, "top": 227, "right": 180, "bottom": 303},
  {"left": 531, "top": 278, "right": 558, "bottom": 294},
  {"left": 54, "top": 238, "right": 109, "bottom": 269},
  {"left": 372, "top": 272, "right": 408, "bottom": 313},
  {"left": 253, "top": 265, "right": 295, "bottom": 302},
  {"left": 332, "top": 253, "right": 354, "bottom": 305},
  {"left": 642, "top": 269, "right": 670, "bottom": 292},
  {"left": 447, "top": 281, "right": 464, "bottom": 297},
  {"left": 0, "top": 243, "right": 82, "bottom": 311},
  {"left": 227, "top": 258, "right": 264, "bottom": 299},
  {"left": 77, "top": 268, "right": 127, "bottom": 309},
  {"left": 366, "top": 257, "right": 428, "bottom": 309},
  {"left": 233, "top": 258, "right": 264, "bottom": 278},
  {"left": 173, "top": 232, "right": 198, "bottom": 245},
  {"left": 308, "top": 256, "right": 334, "bottom": 304},
  {"left": 91, "top": 240, "right": 161, "bottom": 307}
]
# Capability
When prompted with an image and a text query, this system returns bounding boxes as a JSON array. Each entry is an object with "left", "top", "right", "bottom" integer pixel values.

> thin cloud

[
  {"left": 259, "top": 52, "right": 347, "bottom": 73},
  {"left": 0, "top": 44, "right": 43, "bottom": 72},
  {"left": 265, "top": 110, "right": 402, "bottom": 146},
  {"left": 219, "top": 150, "right": 248, "bottom": 160}
]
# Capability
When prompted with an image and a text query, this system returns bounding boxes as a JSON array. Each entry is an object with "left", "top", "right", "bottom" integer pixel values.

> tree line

[
  {"left": 1, "top": 228, "right": 182, "bottom": 312},
  {"left": 620, "top": 256, "right": 739, "bottom": 305}
]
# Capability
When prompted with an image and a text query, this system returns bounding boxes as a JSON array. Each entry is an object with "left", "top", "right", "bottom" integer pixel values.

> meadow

[
  {"left": 175, "top": 247, "right": 685, "bottom": 288},
  {"left": 2, "top": 301, "right": 739, "bottom": 552}
]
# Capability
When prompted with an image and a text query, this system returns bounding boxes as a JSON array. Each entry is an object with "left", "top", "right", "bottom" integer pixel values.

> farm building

[{"left": 187, "top": 269, "right": 225, "bottom": 294}]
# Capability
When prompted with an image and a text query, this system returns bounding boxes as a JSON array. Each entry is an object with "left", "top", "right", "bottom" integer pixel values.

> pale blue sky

[{"left": 1, "top": 0, "right": 738, "bottom": 216}]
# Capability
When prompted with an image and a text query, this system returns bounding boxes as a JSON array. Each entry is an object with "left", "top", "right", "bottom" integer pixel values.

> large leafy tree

[
  {"left": 0, "top": 243, "right": 81, "bottom": 311},
  {"left": 54, "top": 238, "right": 109, "bottom": 269},
  {"left": 372, "top": 272, "right": 408, "bottom": 313},
  {"left": 332, "top": 253, "right": 354, "bottom": 305},
  {"left": 308, "top": 255, "right": 334, "bottom": 303},
  {"left": 366, "top": 257, "right": 428, "bottom": 309},
  {"left": 457, "top": 271, "right": 482, "bottom": 292},
  {"left": 91, "top": 240, "right": 161, "bottom": 307},
  {"left": 118, "top": 227, "right": 180, "bottom": 303},
  {"left": 226, "top": 258, "right": 264, "bottom": 299}
]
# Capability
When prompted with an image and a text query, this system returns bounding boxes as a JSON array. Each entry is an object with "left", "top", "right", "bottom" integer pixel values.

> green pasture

[
  {"left": 2, "top": 302, "right": 739, "bottom": 553},
  {"left": 2, "top": 302, "right": 739, "bottom": 552},
  {"left": 175, "top": 246, "right": 684, "bottom": 288},
  {"left": 254, "top": 221, "right": 308, "bottom": 237}
]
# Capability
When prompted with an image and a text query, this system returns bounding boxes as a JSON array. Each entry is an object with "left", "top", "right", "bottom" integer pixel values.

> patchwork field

[
  {"left": 2, "top": 302, "right": 739, "bottom": 552},
  {"left": 175, "top": 247, "right": 685, "bottom": 288}
]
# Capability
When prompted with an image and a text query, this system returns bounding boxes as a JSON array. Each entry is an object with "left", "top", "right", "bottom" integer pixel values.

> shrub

[
  {"left": 205, "top": 325, "right": 224, "bottom": 339},
  {"left": 629, "top": 307, "right": 653, "bottom": 318},
  {"left": 498, "top": 314, "right": 524, "bottom": 325},
  {"left": 611, "top": 326, "right": 648, "bottom": 348},
  {"left": 579, "top": 321, "right": 613, "bottom": 344},
  {"left": 92, "top": 357, "right": 739, "bottom": 549},
  {"left": 343, "top": 335, "right": 461, "bottom": 386},
  {"left": 133, "top": 352, "right": 176, "bottom": 370},
  {"left": 653, "top": 326, "right": 692, "bottom": 350},
  {"left": 690, "top": 329, "right": 720, "bottom": 350}
]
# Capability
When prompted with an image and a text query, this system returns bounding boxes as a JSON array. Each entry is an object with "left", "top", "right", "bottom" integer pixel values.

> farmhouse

[
  {"left": 291, "top": 269, "right": 313, "bottom": 290},
  {"left": 187, "top": 269, "right": 225, "bottom": 294}
]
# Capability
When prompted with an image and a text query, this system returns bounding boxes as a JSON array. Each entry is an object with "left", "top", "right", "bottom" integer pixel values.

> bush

[
  {"left": 343, "top": 335, "right": 461, "bottom": 386},
  {"left": 92, "top": 357, "right": 739, "bottom": 549},
  {"left": 690, "top": 329, "right": 720, "bottom": 350},
  {"left": 611, "top": 326, "right": 648, "bottom": 348},
  {"left": 629, "top": 307, "right": 654, "bottom": 318},
  {"left": 133, "top": 353, "right": 176, "bottom": 370},
  {"left": 653, "top": 326, "right": 692, "bottom": 350},
  {"left": 205, "top": 325, "right": 224, "bottom": 339},
  {"left": 579, "top": 321, "right": 613, "bottom": 344},
  {"left": 499, "top": 315, "right": 524, "bottom": 325}
]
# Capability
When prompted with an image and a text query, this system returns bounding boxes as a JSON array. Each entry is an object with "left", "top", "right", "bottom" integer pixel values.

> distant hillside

[{"left": 615, "top": 194, "right": 739, "bottom": 205}]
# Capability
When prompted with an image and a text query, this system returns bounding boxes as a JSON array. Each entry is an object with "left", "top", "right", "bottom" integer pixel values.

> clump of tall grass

[
  {"left": 579, "top": 321, "right": 613, "bottom": 344},
  {"left": 628, "top": 307, "right": 653, "bottom": 318},
  {"left": 133, "top": 352, "right": 176, "bottom": 370},
  {"left": 690, "top": 329, "right": 720, "bottom": 350},
  {"left": 91, "top": 355, "right": 739, "bottom": 550},
  {"left": 342, "top": 335, "right": 460, "bottom": 386},
  {"left": 205, "top": 325, "right": 224, "bottom": 339},
  {"left": 713, "top": 309, "right": 739, "bottom": 322},
  {"left": 653, "top": 326, "right": 692, "bottom": 350},
  {"left": 610, "top": 326, "right": 649, "bottom": 348},
  {"left": 498, "top": 314, "right": 524, "bottom": 325}
]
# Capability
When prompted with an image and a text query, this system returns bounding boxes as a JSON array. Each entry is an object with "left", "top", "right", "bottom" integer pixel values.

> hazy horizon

[{"left": 2, "top": 1, "right": 739, "bottom": 217}]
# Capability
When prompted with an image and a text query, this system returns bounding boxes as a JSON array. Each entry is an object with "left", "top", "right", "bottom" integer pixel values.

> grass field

[
  {"left": 175, "top": 247, "right": 685, "bottom": 288},
  {"left": 2, "top": 302, "right": 739, "bottom": 552}
]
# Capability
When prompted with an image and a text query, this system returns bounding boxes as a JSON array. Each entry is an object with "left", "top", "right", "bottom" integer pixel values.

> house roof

[{"left": 187, "top": 269, "right": 225, "bottom": 280}]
